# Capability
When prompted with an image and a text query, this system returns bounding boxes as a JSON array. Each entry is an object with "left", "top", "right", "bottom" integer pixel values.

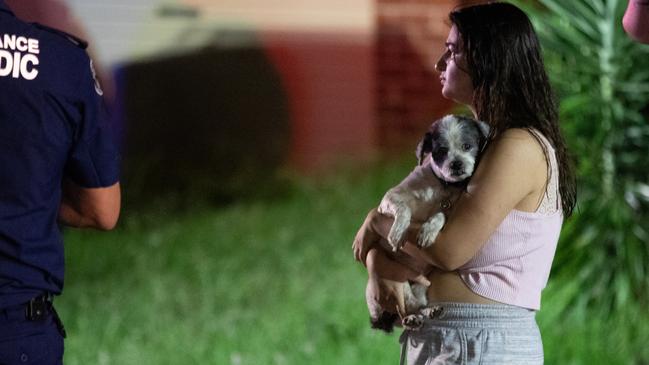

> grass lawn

[{"left": 57, "top": 158, "right": 648, "bottom": 364}]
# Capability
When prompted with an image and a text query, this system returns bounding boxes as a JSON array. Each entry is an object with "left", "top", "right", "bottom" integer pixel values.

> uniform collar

[{"left": 0, "top": 1, "right": 13, "bottom": 15}]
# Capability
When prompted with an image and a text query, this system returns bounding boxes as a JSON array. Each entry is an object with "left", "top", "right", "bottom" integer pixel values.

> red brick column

[
  {"left": 376, "top": 0, "right": 460, "bottom": 150},
  {"left": 263, "top": 31, "right": 375, "bottom": 172}
]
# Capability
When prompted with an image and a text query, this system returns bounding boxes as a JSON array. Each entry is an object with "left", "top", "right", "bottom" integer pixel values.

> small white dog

[
  {"left": 368, "top": 114, "right": 489, "bottom": 331},
  {"left": 378, "top": 114, "right": 490, "bottom": 252}
]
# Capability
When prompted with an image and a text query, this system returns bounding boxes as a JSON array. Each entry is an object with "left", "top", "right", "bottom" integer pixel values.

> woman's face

[{"left": 436, "top": 25, "right": 474, "bottom": 106}]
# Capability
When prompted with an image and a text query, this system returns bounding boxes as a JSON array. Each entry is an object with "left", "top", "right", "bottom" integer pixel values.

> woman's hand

[
  {"left": 352, "top": 208, "right": 382, "bottom": 266},
  {"left": 353, "top": 208, "right": 400, "bottom": 265},
  {"left": 353, "top": 208, "right": 425, "bottom": 266}
]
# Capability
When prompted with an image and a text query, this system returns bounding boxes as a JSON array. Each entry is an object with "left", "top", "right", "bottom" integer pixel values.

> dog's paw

[
  {"left": 416, "top": 230, "right": 437, "bottom": 248},
  {"left": 417, "top": 213, "right": 445, "bottom": 248},
  {"left": 402, "top": 314, "right": 424, "bottom": 330}
]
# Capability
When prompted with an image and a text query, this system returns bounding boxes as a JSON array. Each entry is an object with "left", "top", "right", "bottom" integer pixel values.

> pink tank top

[{"left": 458, "top": 131, "right": 563, "bottom": 310}]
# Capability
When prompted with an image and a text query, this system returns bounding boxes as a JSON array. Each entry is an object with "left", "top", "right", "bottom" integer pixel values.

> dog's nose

[{"left": 451, "top": 161, "right": 463, "bottom": 170}]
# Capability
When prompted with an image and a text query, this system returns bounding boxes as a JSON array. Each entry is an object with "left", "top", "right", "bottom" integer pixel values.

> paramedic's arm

[{"left": 59, "top": 180, "right": 120, "bottom": 230}]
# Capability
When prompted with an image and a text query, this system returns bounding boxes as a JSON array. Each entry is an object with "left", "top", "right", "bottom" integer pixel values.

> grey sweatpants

[{"left": 399, "top": 302, "right": 543, "bottom": 365}]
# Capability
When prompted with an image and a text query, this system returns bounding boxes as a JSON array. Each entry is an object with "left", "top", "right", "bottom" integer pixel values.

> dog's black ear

[
  {"left": 473, "top": 120, "right": 491, "bottom": 152},
  {"left": 476, "top": 120, "right": 490, "bottom": 139},
  {"left": 415, "top": 132, "right": 434, "bottom": 166}
]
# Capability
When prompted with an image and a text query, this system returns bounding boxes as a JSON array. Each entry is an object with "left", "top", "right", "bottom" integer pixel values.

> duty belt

[{"left": 24, "top": 293, "right": 67, "bottom": 338}]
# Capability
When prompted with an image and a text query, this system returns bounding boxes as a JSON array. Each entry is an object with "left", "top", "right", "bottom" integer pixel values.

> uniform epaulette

[{"left": 32, "top": 23, "right": 88, "bottom": 49}]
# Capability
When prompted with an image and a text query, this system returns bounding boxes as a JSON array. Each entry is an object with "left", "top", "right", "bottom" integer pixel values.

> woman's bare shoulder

[
  {"left": 483, "top": 128, "right": 546, "bottom": 169},
  {"left": 468, "top": 127, "right": 547, "bottom": 203}
]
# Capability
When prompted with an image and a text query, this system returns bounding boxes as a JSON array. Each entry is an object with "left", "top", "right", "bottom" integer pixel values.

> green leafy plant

[{"left": 515, "top": 0, "right": 649, "bottom": 313}]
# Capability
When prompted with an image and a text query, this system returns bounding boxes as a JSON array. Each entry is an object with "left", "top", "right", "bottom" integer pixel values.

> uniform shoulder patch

[
  {"left": 32, "top": 23, "right": 88, "bottom": 49},
  {"left": 89, "top": 59, "right": 104, "bottom": 96}
]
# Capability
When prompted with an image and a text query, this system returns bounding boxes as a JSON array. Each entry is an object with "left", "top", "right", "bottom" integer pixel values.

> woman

[{"left": 353, "top": 2, "right": 576, "bottom": 364}]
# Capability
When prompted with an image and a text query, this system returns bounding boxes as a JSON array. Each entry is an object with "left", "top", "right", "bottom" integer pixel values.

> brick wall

[
  {"left": 181, "top": 0, "right": 376, "bottom": 172},
  {"left": 262, "top": 31, "right": 374, "bottom": 171},
  {"left": 376, "top": 0, "right": 461, "bottom": 150},
  {"left": 59, "top": 0, "right": 470, "bottom": 172}
]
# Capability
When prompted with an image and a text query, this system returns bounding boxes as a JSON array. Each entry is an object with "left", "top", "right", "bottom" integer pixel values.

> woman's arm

[
  {"left": 365, "top": 247, "right": 430, "bottom": 320},
  {"left": 623, "top": 0, "right": 649, "bottom": 44},
  {"left": 353, "top": 211, "right": 445, "bottom": 268},
  {"left": 354, "top": 128, "right": 547, "bottom": 270},
  {"left": 366, "top": 247, "right": 431, "bottom": 285}
]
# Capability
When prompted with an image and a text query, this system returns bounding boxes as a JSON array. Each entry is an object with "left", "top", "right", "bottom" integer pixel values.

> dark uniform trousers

[{"left": 0, "top": 296, "right": 65, "bottom": 365}]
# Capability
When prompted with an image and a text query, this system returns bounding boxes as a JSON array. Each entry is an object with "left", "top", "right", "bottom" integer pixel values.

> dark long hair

[{"left": 450, "top": 2, "right": 576, "bottom": 217}]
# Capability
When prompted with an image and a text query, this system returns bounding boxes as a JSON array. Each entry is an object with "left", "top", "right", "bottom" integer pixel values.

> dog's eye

[
  {"left": 438, "top": 147, "right": 448, "bottom": 155},
  {"left": 462, "top": 143, "right": 471, "bottom": 151}
]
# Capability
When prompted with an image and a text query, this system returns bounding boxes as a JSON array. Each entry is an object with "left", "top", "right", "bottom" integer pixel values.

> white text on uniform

[{"left": 0, "top": 34, "right": 40, "bottom": 80}]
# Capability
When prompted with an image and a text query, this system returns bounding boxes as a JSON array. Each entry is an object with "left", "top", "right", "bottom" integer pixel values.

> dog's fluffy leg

[
  {"left": 404, "top": 283, "right": 428, "bottom": 313},
  {"left": 417, "top": 212, "right": 445, "bottom": 248},
  {"left": 378, "top": 189, "right": 413, "bottom": 251},
  {"left": 410, "top": 283, "right": 428, "bottom": 309},
  {"left": 387, "top": 206, "right": 411, "bottom": 251},
  {"left": 401, "top": 283, "right": 428, "bottom": 330}
]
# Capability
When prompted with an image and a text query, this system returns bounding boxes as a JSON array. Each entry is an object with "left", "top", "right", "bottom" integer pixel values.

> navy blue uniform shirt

[{"left": 0, "top": 1, "right": 120, "bottom": 309}]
